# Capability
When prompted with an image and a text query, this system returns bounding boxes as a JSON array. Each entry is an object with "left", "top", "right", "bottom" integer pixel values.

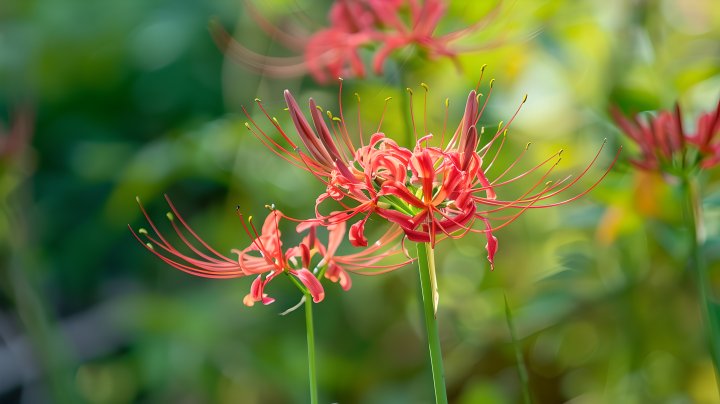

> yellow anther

[
  {"left": 264, "top": 204, "right": 275, "bottom": 211},
  {"left": 316, "top": 105, "right": 323, "bottom": 112},
  {"left": 248, "top": 216, "right": 253, "bottom": 221},
  {"left": 503, "top": 129, "right": 507, "bottom": 137},
  {"left": 332, "top": 117, "right": 341, "bottom": 122},
  {"left": 559, "top": 149, "right": 564, "bottom": 155},
  {"left": 284, "top": 108, "right": 289, "bottom": 111},
  {"left": 245, "top": 122, "right": 250, "bottom": 129},
  {"left": 406, "top": 88, "right": 413, "bottom": 95},
  {"left": 136, "top": 196, "right": 140, "bottom": 203},
  {"left": 481, "top": 127, "right": 485, "bottom": 134},
  {"left": 138, "top": 228, "right": 147, "bottom": 234},
  {"left": 445, "top": 98, "right": 449, "bottom": 107},
  {"left": 526, "top": 142, "right": 531, "bottom": 149},
  {"left": 546, "top": 181, "right": 553, "bottom": 186},
  {"left": 489, "top": 79, "right": 495, "bottom": 88},
  {"left": 523, "top": 94, "right": 528, "bottom": 103},
  {"left": 273, "top": 117, "right": 279, "bottom": 125},
  {"left": 355, "top": 93, "right": 361, "bottom": 102},
  {"left": 421, "top": 83, "right": 429, "bottom": 91},
  {"left": 497, "top": 121, "right": 504, "bottom": 131},
  {"left": 385, "top": 97, "right": 392, "bottom": 102},
  {"left": 146, "top": 243, "right": 154, "bottom": 250},
  {"left": 166, "top": 212, "right": 174, "bottom": 221},
  {"left": 476, "top": 94, "right": 482, "bottom": 103},
  {"left": 255, "top": 98, "right": 261, "bottom": 102},
  {"left": 481, "top": 64, "right": 487, "bottom": 72},
  {"left": 479, "top": 93, "right": 483, "bottom": 97},
  {"left": 338, "top": 77, "right": 343, "bottom": 81},
  {"left": 326, "top": 111, "right": 333, "bottom": 120}
]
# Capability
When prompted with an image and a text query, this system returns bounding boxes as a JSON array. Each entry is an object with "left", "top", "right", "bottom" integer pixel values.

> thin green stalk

[
  {"left": 304, "top": 292, "right": 319, "bottom": 404},
  {"left": 417, "top": 242, "right": 448, "bottom": 404},
  {"left": 684, "top": 177, "right": 720, "bottom": 395},
  {"left": 504, "top": 295, "right": 532, "bottom": 404},
  {"left": 287, "top": 273, "right": 319, "bottom": 404},
  {"left": 316, "top": 263, "right": 329, "bottom": 281}
]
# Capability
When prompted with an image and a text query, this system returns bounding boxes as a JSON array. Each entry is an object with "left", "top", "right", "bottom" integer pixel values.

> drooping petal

[
  {"left": 325, "top": 262, "right": 352, "bottom": 291},
  {"left": 479, "top": 216, "right": 498, "bottom": 271},
  {"left": 244, "top": 274, "right": 275, "bottom": 306},
  {"left": 349, "top": 214, "right": 370, "bottom": 247},
  {"left": 292, "top": 269, "right": 326, "bottom": 303},
  {"left": 250, "top": 274, "right": 263, "bottom": 299}
]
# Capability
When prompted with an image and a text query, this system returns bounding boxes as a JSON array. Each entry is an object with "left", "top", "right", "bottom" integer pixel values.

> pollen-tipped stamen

[
  {"left": 440, "top": 98, "right": 449, "bottom": 149},
  {"left": 378, "top": 97, "right": 392, "bottom": 133}
]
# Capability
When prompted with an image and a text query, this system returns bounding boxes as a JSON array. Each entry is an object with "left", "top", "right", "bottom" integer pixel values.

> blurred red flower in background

[
  {"left": 611, "top": 96, "right": 720, "bottom": 172},
  {"left": 210, "top": 0, "right": 504, "bottom": 83},
  {"left": 685, "top": 97, "right": 720, "bottom": 169},
  {"left": 610, "top": 105, "right": 682, "bottom": 171}
]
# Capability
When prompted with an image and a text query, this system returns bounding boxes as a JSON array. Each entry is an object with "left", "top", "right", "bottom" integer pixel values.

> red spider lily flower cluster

[
  {"left": 210, "top": 0, "right": 503, "bottom": 83},
  {"left": 129, "top": 196, "right": 412, "bottom": 306},
  {"left": 243, "top": 72, "right": 620, "bottom": 271},
  {"left": 611, "top": 96, "right": 720, "bottom": 171}
]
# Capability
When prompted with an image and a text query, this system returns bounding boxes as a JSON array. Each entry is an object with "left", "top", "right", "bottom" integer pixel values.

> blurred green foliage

[{"left": 1, "top": 0, "right": 720, "bottom": 403}]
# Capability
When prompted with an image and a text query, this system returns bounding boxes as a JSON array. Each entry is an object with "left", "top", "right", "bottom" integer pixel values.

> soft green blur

[{"left": 1, "top": 0, "right": 720, "bottom": 403}]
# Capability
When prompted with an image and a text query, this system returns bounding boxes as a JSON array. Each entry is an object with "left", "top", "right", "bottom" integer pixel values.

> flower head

[
  {"left": 610, "top": 104, "right": 684, "bottom": 172},
  {"left": 210, "top": 0, "right": 504, "bottom": 83},
  {"left": 243, "top": 72, "right": 620, "bottom": 271},
  {"left": 612, "top": 95, "right": 720, "bottom": 172}
]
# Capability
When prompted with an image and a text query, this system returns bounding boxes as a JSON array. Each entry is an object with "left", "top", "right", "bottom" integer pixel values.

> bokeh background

[{"left": 1, "top": 0, "right": 720, "bottom": 403}]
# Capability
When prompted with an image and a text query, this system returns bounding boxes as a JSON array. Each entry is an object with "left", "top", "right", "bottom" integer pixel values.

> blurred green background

[{"left": 1, "top": 0, "right": 720, "bottom": 403}]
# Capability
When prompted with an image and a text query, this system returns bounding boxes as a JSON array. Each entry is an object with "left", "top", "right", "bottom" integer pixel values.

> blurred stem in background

[
  {"left": 684, "top": 176, "right": 720, "bottom": 396},
  {"left": 505, "top": 295, "right": 532, "bottom": 404},
  {"left": 0, "top": 109, "right": 76, "bottom": 402},
  {"left": 416, "top": 242, "right": 447, "bottom": 404}
]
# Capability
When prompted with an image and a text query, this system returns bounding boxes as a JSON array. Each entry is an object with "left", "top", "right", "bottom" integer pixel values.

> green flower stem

[
  {"left": 287, "top": 272, "right": 319, "bottom": 404},
  {"left": 417, "top": 242, "right": 448, "bottom": 404},
  {"left": 684, "top": 177, "right": 720, "bottom": 395},
  {"left": 304, "top": 291, "right": 319, "bottom": 404},
  {"left": 316, "top": 263, "right": 329, "bottom": 281}
]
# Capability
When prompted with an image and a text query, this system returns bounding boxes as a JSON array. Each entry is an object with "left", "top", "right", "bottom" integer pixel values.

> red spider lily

[
  {"left": 243, "top": 74, "right": 620, "bottom": 271},
  {"left": 210, "top": 0, "right": 504, "bottom": 83},
  {"left": 612, "top": 96, "right": 720, "bottom": 171},
  {"left": 129, "top": 195, "right": 413, "bottom": 305},
  {"left": 684, "top": 97, "right": 720, "bottom": 169},
  {"left": 128, "top": 196, "right": 324, "bottom": 306},
  {"left": 610, "top": 105, "right": 684, "bottom": 171}
]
